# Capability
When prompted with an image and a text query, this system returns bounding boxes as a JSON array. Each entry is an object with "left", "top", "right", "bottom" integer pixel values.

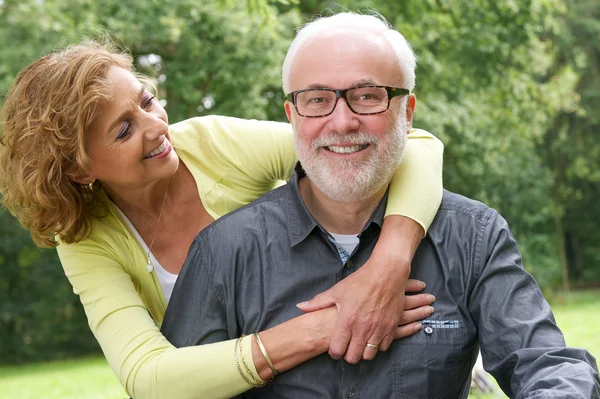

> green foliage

[
  {"left": 0, "top": 0, "right": 599, "bottom": 363},
  {"left": 0, "top": 212, "right": 98, "bottom": 364}
]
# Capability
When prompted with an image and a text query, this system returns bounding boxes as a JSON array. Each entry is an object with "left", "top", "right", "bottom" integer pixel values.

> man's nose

[{"left": 327, "top": 97, "right": 360, "bottom": 133}]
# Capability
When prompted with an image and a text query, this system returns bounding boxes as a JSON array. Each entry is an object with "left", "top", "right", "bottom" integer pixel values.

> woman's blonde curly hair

[{"left": 0, "top": 39, "right": 135, "bottom": 247}]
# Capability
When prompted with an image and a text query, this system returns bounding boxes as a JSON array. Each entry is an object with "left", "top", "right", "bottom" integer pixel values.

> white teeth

[
  {"left": 326, "top": 144, "right": 368, "bottom": 154},
  {"left": 144, "top": 141, "right": 167, "bottom": 159}
]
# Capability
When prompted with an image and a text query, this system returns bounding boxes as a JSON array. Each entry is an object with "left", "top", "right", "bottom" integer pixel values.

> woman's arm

[
  {"left": 57, "top": 234, "right": 254, "bottom": 399},
  {"left": 58, "top": 234, "right": 434, "bottom": 399},
  {"left": 297, "top": 129, "right": 444, "bottom": 362}
]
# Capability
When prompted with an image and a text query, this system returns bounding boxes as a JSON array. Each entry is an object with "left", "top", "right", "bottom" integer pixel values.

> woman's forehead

[{"left": 106, "top": 66, "right": 143, "bottom": 99}]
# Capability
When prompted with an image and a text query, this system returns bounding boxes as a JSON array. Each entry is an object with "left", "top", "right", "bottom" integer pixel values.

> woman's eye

[
  {"left": 116, "top": 122, "right": 131, "bottom": 140},
  {"left": 141, "top": 93, "right": 155, "bottom": 109}
]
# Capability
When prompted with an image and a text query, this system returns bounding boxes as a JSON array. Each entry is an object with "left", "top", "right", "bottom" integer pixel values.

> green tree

[
  {"left": 535, "top": 0, "right": 600, "bottom": 288},
  {"left": 0, "top": 0, "right": 298, "bottom": 363}
]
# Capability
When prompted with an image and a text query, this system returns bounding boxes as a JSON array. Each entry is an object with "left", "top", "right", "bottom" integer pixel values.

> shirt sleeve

[
  {"left": 468, "top": 211, "right": 600, "bottom": 398},
  {"left": 385, "top": 129, "right": 444, "bottom": 234},
  {"left": 161, "top": 229, "right": 263, "bottom": 392},
  {"left": 58, "top": 233, "right": 259, "bottom": 399},
  {"left": 162, "top": 233, "right": 233, "bottom": 347}
]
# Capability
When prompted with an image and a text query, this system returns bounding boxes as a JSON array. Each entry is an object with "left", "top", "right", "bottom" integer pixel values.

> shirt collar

[{"left": 285, "top": 162, "right": 387, "bottom": 247}]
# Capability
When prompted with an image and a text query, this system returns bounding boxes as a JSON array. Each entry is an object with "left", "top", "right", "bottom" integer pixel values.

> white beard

[{"left": 295, "top": 113, "right": 408, "bottom": 203}]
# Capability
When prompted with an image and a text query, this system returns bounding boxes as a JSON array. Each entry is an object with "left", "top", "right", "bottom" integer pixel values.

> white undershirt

[
  {"left": 113, "top": 205, "right": 177, "bottom": 303},
  {"left": 329, "top": 232, "right": 360, "bottom": 255}
]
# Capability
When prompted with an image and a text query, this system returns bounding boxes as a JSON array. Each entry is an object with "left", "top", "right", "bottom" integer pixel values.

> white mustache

[{"left": 311, "top": 132, "right": 379, "bottom": 149}]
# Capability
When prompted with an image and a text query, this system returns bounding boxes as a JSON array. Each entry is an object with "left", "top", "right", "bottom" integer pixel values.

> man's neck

[{"left": 298, "top": 177, "right": 388, "bottom": 235}]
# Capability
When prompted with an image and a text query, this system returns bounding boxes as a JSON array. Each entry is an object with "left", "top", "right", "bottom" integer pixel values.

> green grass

[
  {"left": 0, "top": 357, "right": 127, "bottom": 399},
  {"left": 551, "top": 289, "right": 600, "bottom": 360},
  {"left": 470, "top": 289, "right": 600, "bottom": 399},
  {"left": 1, "top": 290, "right": 598, "bottom": 399}
]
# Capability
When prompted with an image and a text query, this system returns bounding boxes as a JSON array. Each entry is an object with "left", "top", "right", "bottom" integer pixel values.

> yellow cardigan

[{"left": 56, "top": 116, "right": 444, "bottom": 399}]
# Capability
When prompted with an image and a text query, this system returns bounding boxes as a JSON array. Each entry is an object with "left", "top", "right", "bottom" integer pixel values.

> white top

[
  {"left": 113, "top": 205, "right": 178, "bottom": 302},
  {"left": 329, "top": 232, "right": 360, "bottom": 255}
]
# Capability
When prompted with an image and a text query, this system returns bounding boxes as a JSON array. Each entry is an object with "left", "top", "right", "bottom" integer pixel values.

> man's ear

[
  {"left": 405, "top": 94, "right": 417, "bottom": 132},
  {"left": 284, "top": 101, "right": 293, "bottom": 123}
]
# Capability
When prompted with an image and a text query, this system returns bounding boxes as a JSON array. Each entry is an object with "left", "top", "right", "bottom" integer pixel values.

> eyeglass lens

[{"left": 295, "top": 87, "right": 390, "bottom": 116}]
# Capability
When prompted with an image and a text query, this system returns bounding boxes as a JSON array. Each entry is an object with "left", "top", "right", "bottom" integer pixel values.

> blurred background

[{"left": 0, "top": 0, "right": 598, "bottom": 398}]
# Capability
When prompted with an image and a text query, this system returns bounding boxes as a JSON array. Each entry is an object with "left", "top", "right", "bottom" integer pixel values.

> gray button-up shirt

[{"left": 162, "top": 167, "right": 600, "bottom": 399}]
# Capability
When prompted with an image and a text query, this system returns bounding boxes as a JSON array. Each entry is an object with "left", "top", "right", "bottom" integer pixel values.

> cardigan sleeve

[
  {"left": 57, "top": 231, "right": 260, "bottom": 399},
  {"left": 172, "top": 116, "right": 443, "bottom": 233},
  {"left": 386, "top": 129, "right": 444, "bottom": 234},
  {"left": 209, "top": 118, "right": 444, "bottom": 233}
]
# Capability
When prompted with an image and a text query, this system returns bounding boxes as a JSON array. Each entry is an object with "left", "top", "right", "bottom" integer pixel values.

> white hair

[{"left": 282, "top": 11, "right": 417, "bottom": 94}]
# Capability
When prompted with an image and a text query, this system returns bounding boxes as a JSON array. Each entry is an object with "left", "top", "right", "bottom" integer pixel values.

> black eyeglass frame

[{"left": 285, "top": 85, "right": 410, "bottom": 118}]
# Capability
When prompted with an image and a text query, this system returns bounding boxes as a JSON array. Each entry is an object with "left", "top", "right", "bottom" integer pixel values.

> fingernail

[
  {"left": 427, "top": 306, "right": 434, "bottom": 314},
  {"left": 296, "top": 301, "right": 308, "bottom": 308},
  {"left": 427, "top": 294, "right": 436, "bottom": 302},
  {"left": 414, "top": 323, "right": 422, "bottom": 331},
  {"left": 420, "top": 282, "right": 427, "bottom": 289}
]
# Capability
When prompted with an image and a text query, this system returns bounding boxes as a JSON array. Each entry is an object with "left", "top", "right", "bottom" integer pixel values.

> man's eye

[
  {"left": 354, "top": 92, "right": 382, "bottom": 102},
  {"left": 308, "top": 97, "right": 327, "bottom": 104}
]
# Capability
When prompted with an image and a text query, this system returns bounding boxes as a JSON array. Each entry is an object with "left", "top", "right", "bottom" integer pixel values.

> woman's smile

[{"left": 144, "top": 139, "right": 172, "bottom": 159}]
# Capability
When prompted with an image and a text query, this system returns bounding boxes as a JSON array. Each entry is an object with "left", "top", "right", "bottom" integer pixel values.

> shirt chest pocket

[{"left": 393, "top": 320, "right": 463, "bottom": 399}]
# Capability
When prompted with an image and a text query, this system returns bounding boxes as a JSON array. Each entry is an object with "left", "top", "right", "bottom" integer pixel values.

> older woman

[{"left": 0, "top": 40, "right": 442, "bottom": 399}]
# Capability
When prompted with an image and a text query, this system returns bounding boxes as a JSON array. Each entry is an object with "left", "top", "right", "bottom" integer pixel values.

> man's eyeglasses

[{"left": 286, "top": 85, "right": 410, "bottom": 118}]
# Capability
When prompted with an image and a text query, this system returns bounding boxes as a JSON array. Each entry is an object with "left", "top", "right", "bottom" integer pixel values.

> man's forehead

[
  {"left": 297, "top": 30, "right": 389, "bottom": 61},
  {"left": 288, "top": 30, "right": 402, "bottom": 91}
]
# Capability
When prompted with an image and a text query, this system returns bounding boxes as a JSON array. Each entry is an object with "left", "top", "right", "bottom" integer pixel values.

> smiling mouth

[
  {"left": 144, "top": 140, "right": 168, "bottom": 159},
  {"left": 325, "top": 144, "right": 369, "bottom": 154}
]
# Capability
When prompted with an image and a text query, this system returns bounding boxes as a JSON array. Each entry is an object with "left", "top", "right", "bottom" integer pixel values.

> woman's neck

[{"left": 104, "top": 164, "right": 191, "bottom": 219}]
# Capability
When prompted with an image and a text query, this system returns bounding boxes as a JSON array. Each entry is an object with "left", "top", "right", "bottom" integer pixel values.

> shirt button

[
  {"left": 347, "top": 387, "right": 356, "bottom": 398},
  {"left": 424, "top": 326, "right": 434, "bottom": 335},
  {"left": 346, "top": 260, "right": 354, "bottom": 268}
]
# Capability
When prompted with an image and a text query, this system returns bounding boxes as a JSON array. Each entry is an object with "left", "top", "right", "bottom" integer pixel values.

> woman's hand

[
  {"left": 297, "top": 216, "right": 426, "bottom": 363},
  {"left": 254, "top": 279, "right": 433, "bottom": 381}
]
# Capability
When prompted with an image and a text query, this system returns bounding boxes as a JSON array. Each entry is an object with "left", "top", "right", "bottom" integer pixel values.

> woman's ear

[
  {"left": 68, "top": 169, "right": 95, "bottom": 185},
  {"left": 71, "top": 176, "right": 95, "bottom": 185}
]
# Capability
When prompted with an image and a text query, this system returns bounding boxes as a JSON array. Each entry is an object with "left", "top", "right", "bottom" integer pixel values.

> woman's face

[{"left": 81, "top": 66, "right": 178, "bottom": 191}]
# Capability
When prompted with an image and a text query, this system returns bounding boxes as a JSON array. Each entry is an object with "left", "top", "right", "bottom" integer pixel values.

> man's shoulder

[
  {"left": 197, "top": 184, "right": 289, "bottom": 241},
  {"left": 439, "top": 190, "right": 496, "bottom": 221},
  {"left": 429, "top": 190, "right": 502, "bottom": 236}
]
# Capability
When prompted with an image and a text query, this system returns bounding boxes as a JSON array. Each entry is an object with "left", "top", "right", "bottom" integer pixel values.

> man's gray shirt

[{"left": 162, "top": 167, "right": 599, "bottom": 399}]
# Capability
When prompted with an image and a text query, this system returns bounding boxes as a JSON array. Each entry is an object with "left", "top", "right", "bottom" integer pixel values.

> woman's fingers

[
  {"left": 405, "top": 279, "right": 427, "bottom": 293},
  {"left": 360, "top": 292, "right": 435, "bottom": 358},
  {"left": 394, "top": 322, "right": 423, "bottom": 339},
  {"left": 378, "top": 333, "right": 395, "bottom": 352},
  {"left": 400, "top": 306, "right": 434, "bottom": 325},
  {"left": 404, "top": 293, "right": 436, "bottom": 310}
]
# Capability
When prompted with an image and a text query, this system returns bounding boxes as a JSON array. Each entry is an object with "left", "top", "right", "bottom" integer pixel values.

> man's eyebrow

[
  {"left": 107, "top": 86, "right": 145, "bottom": 133},
  {"left": 304, "top": 79, "right": 380, "bottom": 90},
  {"left": 352, "top": 78, "right": 379, "bottom": 86},
  {"left": 306, "top": 83, "right": 333, "bottom": 89}
]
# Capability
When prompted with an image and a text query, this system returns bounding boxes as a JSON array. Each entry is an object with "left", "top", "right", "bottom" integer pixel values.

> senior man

[{"left": 163, "top": 12, "right": 599, "bottom": 399}]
